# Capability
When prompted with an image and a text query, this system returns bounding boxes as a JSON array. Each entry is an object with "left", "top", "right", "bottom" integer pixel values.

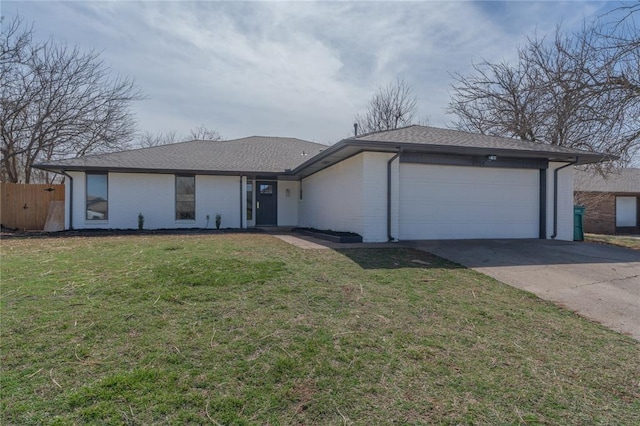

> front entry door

[{"left": 256, "top": 181, "right": 277, "bottom": 226}]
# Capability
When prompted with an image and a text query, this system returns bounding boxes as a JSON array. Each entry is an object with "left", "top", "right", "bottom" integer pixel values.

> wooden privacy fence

[{"left": 1, "top": 183, "right": 65, "bottom": 231}]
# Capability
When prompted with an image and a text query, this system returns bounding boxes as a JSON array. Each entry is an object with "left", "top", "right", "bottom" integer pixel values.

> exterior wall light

[{"left": 487, "top": 155, "right": 498, "bottom": 161}]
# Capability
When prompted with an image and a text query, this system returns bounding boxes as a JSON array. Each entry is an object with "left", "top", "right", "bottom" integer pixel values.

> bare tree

[
  {"left": 1, "top": 15, "right": 143, "bottom": 183},
  {"left": 188, "top": 125, "right": 222, "bottom": 141},
  {"left": 135, "top": 126, "right": 222, "bottom": 148},
  {"left": 448, "top": 15, "right": 640, "bottom": 166},
  {"left": 137, "top": 130, "right": 179, "bottom": 148},
  {"left": 354, "top": 78, "right": 419, "bottom": 135}
]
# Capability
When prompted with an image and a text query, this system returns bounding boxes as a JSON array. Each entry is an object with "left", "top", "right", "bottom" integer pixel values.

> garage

[{"left": 399, "top": 163, "right": 540, "bottom": 240}]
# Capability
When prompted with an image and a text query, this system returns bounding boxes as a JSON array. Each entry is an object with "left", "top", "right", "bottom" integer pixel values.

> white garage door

[{"left": 399, "top": 164, "right": 540, "bottom": 240}]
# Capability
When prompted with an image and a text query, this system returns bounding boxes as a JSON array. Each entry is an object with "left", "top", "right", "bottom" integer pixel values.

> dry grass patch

[
  {"left": 585, "top": 233, "right": 640, "bottom": 250},
  {"left": 2, "top": 234, "right": 639, "bottom": 424}
]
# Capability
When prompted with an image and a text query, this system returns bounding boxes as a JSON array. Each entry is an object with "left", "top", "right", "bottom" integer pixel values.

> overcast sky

[{"left": 3, "top": 1, "right": 626, "bottom": 145}]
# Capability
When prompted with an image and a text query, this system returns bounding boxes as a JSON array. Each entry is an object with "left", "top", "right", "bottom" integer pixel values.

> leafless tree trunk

[
  {"left": 354, "top": 78, "right": 420, "bottom": 135},
  {"left": 1, "top": 15, "right": 143, "bottom": 183},
  {"left": 448, "top": 11, "right": 640, "bottom": 167}
]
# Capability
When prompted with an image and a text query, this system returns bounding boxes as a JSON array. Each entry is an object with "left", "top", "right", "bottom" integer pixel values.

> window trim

[
  {"left": 246, "top": 182, "right": 254, "bottom": 221},
  {"left": 85, "top": 172, "right": 108, "bottom": 221},
  {"left": 175, "top": 174, "right": 196, "bottom": 221}
]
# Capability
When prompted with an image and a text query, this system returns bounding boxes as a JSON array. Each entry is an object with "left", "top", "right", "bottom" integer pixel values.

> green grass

[
  {"left": 2, "top": 234, "right": 639, "bottom": 425},
  {"left": 585, "top": 233, "right": 640, "bottom": 250}
]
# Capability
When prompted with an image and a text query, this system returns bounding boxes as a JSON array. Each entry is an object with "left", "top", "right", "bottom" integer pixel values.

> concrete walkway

[
  {"left": 270, "top": 233, "right": 400, "bottom": 250},
  {"left": 271, "top": 234, "right": 331, "bottom": 249},
  {"left": 407, "top": 239, "right": 640, "bottom": 341}
]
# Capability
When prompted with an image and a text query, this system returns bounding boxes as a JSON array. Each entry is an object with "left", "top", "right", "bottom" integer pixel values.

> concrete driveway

[{"left": 407, "top": 239, "right": 640, "bottom": 341}]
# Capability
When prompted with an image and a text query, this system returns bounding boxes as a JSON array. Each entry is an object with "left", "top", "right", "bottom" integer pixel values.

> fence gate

[{"left": 1, "top": 183, "right": 65, "bottom": 231}]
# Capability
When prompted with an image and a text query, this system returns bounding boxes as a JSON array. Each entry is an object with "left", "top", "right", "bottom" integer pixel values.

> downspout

[
  {"left": 387, "top": 148, "right": 402, "bottom": 242},
  {"left": 239, "top": 176, "right": 243, "bottom": 229},
  {"left": 551, "top": 158, "right": 578, "bottom": 239},
  {"left": 60, "top": 170, "right": 73, "bottom": 230}
]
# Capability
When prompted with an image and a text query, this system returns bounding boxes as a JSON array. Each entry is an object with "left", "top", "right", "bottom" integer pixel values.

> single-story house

[
  {"left": 34, "top": 125, "right": 606, "bottom": 242},
  {"left": 574, "top": 168, "right": 640, "bottom": 235}
]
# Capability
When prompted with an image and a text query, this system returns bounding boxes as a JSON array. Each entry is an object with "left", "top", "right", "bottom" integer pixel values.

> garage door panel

[{"left": 399, "top": 164, "right": 539, "bottom": 240}]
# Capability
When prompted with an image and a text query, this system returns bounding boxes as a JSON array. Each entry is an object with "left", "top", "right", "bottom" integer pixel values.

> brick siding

[{"left": 574, "top": 191, "right": 616, "bottom": 234}]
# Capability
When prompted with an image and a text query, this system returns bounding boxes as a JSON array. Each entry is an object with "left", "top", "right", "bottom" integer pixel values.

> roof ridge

[
  {"left": 358, "top": 125, "right": 603, "bottom": 155},
  {"left": 353, "top": 124, "right": 420, "bottom": 139},
  {"left": 57, "top": 138, "right": 227, "bottom": 161}
]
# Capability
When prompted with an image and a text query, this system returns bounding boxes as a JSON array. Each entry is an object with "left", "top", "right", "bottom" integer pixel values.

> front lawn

[{"left": 1, "top": 234, "right": 638, "bottom": 424}]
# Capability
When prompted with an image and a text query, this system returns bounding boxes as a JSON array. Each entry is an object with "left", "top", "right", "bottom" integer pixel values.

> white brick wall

[
  {"left": 277, "top": 180, "right": 300, "bottom": 226},
  {"left": 299, "top": 153, "right": 365, "bottom": 237},
  {"left": 362, "top": 152, "right": 396, "bottom": 242},
  {"left": 67, "top": 172, "right": 240, "bottom": 230},
  {"left": 299, "top": 152, "right": 395, "bottom": 242}
]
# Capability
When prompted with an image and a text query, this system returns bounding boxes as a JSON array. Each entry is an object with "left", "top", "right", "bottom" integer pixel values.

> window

[
  {"left": 176, "top": 175, "right": 195, "bottom": 220},
  {"left": 259, "top": 183, "right": 273, "bottom": 194},
  {"left": 86, "top": 173, "right": 108, "bottom": 220},
  {"left": 246, "top": 183, "right": 253, "bottom": 220}
]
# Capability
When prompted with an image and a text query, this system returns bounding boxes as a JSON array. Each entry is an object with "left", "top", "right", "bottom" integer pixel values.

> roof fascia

[
  {"left": 291, "top": 139, "right": 609, "bottom": 176},
  {"left": 31, "top": 164, "right": 286, "bottom": 177}
]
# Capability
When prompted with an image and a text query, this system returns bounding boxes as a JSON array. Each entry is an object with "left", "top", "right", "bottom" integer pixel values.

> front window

[
  {"left": 86, "top": 173, "right": 108, "bottom": 220},
  {"left": 246, "top": 183, "right": 253, "bottom": 220},
  {"left": 176, "top": 175, "right": 195, "bottom": 220}
]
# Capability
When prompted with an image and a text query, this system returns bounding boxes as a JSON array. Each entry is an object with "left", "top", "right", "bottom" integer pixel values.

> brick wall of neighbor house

[
  {"left": 299, "top": 153, "right": 365, "bottom": 238},
  {"left": 67, "top": 172, "right": 240, "bottom": 230},
  {"left": 574, "top": 191, "right": 616, "bottom": 234}
]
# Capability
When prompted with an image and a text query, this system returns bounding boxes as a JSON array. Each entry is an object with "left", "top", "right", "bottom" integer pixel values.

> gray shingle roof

[
  {"left": 353, "top": 125, "right": 604, "bottom": 157},
  {"left": 291, "top": 125, "right": 608, "bottom": 177},
  {"left": 36, "top": 136, "right": 328, "bottom": 174},
  {"left": 36, "top": 125, "right": 609, "bottom": 177},
  {"left": 574, "top": 168, "right": 640, "bottom": 193}
]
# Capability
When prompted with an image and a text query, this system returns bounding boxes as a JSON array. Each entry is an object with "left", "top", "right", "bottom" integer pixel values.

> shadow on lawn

[{"left": 335, "top": 248, "right": 464, "bottom": 270}]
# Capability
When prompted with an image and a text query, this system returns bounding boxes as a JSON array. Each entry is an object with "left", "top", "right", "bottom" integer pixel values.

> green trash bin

[{"left": 574, "top": 205, "right": 585, "bottom": 241}]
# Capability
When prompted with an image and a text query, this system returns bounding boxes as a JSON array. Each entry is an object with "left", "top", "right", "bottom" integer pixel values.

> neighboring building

[
  {"left": 575, "top": 168, "right": 640, "bottom": 235},
  {"left": 34, "top": 125, "right": 605, "bottom": 242}
]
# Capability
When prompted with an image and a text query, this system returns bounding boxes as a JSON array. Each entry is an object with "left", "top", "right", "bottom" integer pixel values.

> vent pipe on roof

[{"left": 354, "top": 123, "right": 358, "bottom": 137}]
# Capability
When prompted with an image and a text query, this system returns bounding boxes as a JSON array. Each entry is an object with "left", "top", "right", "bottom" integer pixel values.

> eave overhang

[{"left": 291, "top": 139, "right": 611, "bottom": 178}]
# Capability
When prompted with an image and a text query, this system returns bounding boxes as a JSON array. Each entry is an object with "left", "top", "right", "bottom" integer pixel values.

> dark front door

[{"left": 256, "top": 181, "right": 277, "bottom": 226}]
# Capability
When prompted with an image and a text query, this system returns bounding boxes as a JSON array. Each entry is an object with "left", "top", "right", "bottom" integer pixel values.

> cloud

[{"left": 4, "top": 0, "right": 618, "bottom": 144}]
